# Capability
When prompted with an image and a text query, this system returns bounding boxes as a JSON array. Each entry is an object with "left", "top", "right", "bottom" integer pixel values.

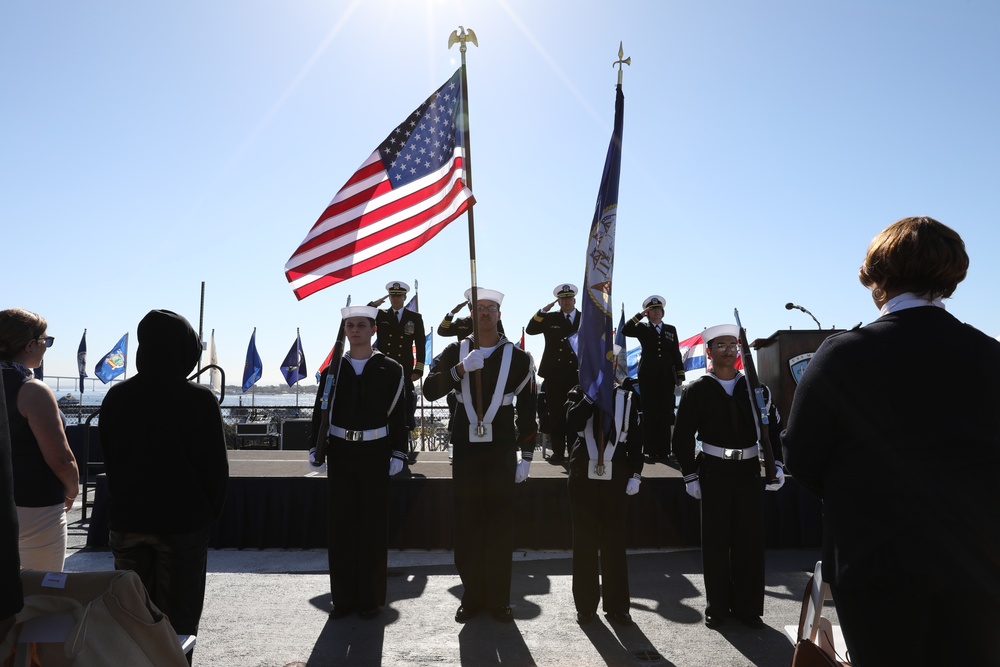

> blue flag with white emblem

[
  {"left": 280, "top": 331, "right": 307, "bottom": 387},
  {"left": 578, "top": 83, "right": 624, "bottom": 420},
  {"left": 95, "top": 333, "right": 128, "bottom": 384}
]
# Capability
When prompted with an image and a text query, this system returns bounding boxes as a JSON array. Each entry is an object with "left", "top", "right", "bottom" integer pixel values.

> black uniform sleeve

[
  {"left": 525, "top": 310, "right": 547, "bottom": 335},
  {"left": 668, "top": 325, "right": 685, "bottom": 385},
  {"left": 413, "top": 314, "right": 427, "bottom": 376},
  {"left": 622, "top": 314, "right": 647, "bottom": 341},
  {"left": 386, "top": 362, "right": 408, "bottom": 459},
  {"left": 423, "top": 342, "right": 462, "bottom": 401},
  {"left": 625, "top": 392, "right": 645, "bottom": 477},
  {"left": 672, "top": 382, "right": 701, "bottom": 481},
  {"left": 513, "top": 354, "right": 538, "bottom": 458}
]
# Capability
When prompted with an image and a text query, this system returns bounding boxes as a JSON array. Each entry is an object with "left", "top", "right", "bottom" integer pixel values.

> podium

[{"left": 751, "top": 329, "right": 843, "bottom": 426}]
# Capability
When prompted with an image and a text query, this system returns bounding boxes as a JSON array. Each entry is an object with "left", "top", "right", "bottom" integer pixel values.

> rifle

[
  {"left": 313, "top": 296, "right": 351, "bottom": 465},
  {"left": 733, "top": 308, "right": 779, "bottom": 484}
]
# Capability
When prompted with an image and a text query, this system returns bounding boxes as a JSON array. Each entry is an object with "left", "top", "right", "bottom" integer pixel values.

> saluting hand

[
  {"left": 541, "top": 299, "right": 557, "bottom": 313},
  {"left": 450, "top": 301, "right": 468, "bottom": 315},
  {"left": 371, "top": 294, "right": 389, "bottom": 306}
]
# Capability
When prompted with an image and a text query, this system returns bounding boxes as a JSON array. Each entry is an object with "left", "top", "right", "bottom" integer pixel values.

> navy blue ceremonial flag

[
  {"left": 95, "top": 333, "right": 128, "bottom": 384},
  {"left": 280, "top": 331, "right": 307, "bottom": 387},
  {"left": 577, "top": 82, "right": 624, "bottom": 420},
  {"left": 77, "top": 330, "right": 87, "bottom": 393},
  {"left": 243, "top": 329, "right": 263, "bottom": 392}
]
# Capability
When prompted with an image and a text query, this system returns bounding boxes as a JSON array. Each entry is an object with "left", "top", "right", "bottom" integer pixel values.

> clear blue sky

[{"left": 4, "top": 0, "right": 998, "bottom": 392}]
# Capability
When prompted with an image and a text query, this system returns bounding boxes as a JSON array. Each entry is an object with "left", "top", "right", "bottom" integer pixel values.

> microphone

[{"left": 785, "top": 302, "right": 822, "bottom": 329}]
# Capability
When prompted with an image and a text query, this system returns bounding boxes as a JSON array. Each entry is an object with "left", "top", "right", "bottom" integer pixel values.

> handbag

[
  {"left": 790, "top": 565, "right": 851, "bottom": 667},
  {"left": 791, "top": 636, "right": 840, "bottom": 667},
  {"left": 1, "top": 569, "right": 188, "bottom": 667}
]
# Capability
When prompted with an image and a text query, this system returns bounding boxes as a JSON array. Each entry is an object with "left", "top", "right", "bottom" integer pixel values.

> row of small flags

[
  {"left": 74, "top": 330, "right": 130, "bottom": 392},
  {"left": 241, "top": 327, "right": 434, "bottom": 394},
  {"left": 71, "top": 321, "right": 728, "bottom": 397}
]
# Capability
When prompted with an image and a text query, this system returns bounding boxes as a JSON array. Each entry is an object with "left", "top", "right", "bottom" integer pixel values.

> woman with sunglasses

[{"left": 0, "top": 308, "right": 79, "bottom": 572}]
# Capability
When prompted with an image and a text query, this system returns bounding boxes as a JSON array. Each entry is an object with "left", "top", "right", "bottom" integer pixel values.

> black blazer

[
  {"left": 525, "top": 309, "right": 579, "bottom": 381},
  {"left": 621, "top": 315, "right": 684, "bottom": 385},
  {"left": 781, "top": 306, "right": 1000, "bottom": 592},
  {"left": 371, "top": 306, "right": 426, "bottom": 378}
]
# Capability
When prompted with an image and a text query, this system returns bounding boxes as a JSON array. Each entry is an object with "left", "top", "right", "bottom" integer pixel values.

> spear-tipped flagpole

[{"left": 449, "top": 25, "right": 485, "bottom": 428}]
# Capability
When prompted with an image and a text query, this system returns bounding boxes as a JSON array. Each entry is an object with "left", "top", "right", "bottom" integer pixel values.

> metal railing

[{"left": 63, "top": 403, "right": 456, "bottom": 452}]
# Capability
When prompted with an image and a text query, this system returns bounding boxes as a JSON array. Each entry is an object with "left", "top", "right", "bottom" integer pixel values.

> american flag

[{"left": 285, "top": 70, "right": 474, "bottom": 300}]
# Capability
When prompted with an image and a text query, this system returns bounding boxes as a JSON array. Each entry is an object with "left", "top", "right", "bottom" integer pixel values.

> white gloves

[
  {"left": 308, "top": 448, "right": 327, "bottom": 473},
  {"left": 389, "top": 457, "right": 404, "bottom": 476},
  {"left": 765, "top": 465, "right": 785, "bottom": 491},
  {"left": 625, "top": 476, "right": 641, "bottom": 496},
  {"left": 515, "top": 459, "right": 531, "bottom": 483},
  {"left": 462, "top": 348, "right": 486, "bottom": 372},
  {"left": 685, "top": 480, "right": 702, "bottom": 500}
]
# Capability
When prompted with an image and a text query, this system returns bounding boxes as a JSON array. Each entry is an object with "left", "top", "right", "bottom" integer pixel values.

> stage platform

[{"left": 86, "top": 450, "right": 824, "bottom": 551}]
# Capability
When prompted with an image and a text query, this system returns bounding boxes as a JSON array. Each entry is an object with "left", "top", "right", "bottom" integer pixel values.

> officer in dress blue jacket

[
  {"left": 525, "top": 283, "right": 580, "bottom": 463},
  {"left": 622, "top": 295, "right": 684, "bottom": 460},
  {"left": 369, "top": 281, "right": 426, "bottom": 432}
]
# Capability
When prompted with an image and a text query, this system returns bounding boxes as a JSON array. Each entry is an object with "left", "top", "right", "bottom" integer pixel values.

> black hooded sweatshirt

[{"left": 99, "top": 310, "right": 229, "bottom": 534}]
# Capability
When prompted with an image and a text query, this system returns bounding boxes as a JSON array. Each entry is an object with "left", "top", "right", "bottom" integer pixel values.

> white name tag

[
  {"left": 468, "top": 422, "right": 493, "bottom": 442},
  {"left": 587, "top": 460, "right": 613, "bottom": 480}
]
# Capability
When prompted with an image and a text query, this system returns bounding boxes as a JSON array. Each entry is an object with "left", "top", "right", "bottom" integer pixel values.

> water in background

[{"left": 47, "top": 380, "right": 317, "bottom": 409}]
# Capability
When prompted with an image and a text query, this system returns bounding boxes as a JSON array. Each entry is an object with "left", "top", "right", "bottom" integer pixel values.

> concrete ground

[{"left": 63, "top": 503, "right": 837, "bottom": 667}]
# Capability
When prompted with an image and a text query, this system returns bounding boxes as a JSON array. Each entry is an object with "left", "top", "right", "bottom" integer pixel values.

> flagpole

[
  {"left": 295, "top": 327, "right": 301, "bottom": 408},
  {"left": 582, "top": 42, "right": 629, "bottom": 472},
  {"left": 449, "top": 25, "right": 485, "bottom": 426},
  {"left": 415, "top": 278, "right": 425, "bottom": 452},
  {"left": 197, "top": 281, "right": 205, "bottom": 375}
]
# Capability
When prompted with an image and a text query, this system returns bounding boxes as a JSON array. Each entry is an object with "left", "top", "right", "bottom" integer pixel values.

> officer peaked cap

[
  {"left": 386, "top": 281, "right": 410, "bottom": 294},
  {"left": 553, "top": 283, "right": 578, "bottom": 298},
  {"left": 643, "top": 295, "right": 666, "bottom": 309}
]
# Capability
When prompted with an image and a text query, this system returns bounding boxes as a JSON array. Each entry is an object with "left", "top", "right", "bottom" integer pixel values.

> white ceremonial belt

[
  {"left": 455, "top": 393, "right": 514, "bottom": 406},
  {"left": 702, "top": 443, "right": 759, "bottom": 461},
  {"left": 330, "top": 425, "right": 389, "bottom": 442}
]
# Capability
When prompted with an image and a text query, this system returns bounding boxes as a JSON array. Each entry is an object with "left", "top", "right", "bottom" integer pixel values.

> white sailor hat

[
  {"left": 643, "top": 295, "right": 666, "bottom": 309},
  {"left": 341, "top": 305, "right": 379, "bottom": 320},
  {"left": 464, "top": 287, "right": 504, "bottom": 306},
  {"left": 385, "top": 281, "right": 410, "bottom": 294},
  {"left": 553, "top": 283, "right": 578, "bottom": 298},
  {"left": 701, "top": 323, "right": 740, "bottom": 345}
]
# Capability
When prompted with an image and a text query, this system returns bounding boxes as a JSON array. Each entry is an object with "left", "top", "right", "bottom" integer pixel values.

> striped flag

[
  {"left": 285, "top": 70, "right": 474, "bottom": 300},
  {"left": 679, "top": 332, "right": 743, "bottom": 382}
]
